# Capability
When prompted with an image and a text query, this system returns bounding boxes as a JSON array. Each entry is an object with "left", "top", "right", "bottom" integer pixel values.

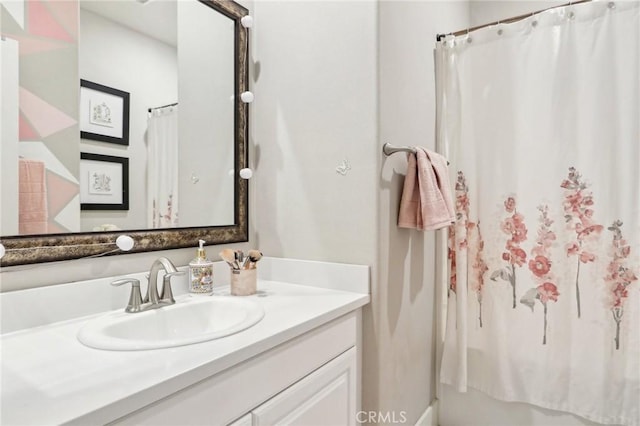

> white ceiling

[{"left": 80, "top": 0, "right": 177, "bottom": 47}]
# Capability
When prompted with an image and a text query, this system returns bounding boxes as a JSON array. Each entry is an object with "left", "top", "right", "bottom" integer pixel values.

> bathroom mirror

[{"left": 0, "top": 0, "right": 249, "bottom": 266}]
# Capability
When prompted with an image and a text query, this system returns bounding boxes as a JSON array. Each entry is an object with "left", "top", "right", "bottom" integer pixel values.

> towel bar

[
  {"left": 382, "top": 143, "right": 416, "bottom": 156},
  {"left": 382, "top": 143, "right": 450, "bottom": 165}
]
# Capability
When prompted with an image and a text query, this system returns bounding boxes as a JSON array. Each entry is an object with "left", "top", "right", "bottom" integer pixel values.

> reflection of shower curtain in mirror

[{"left": 147, "top": 106, "right": 179, "bottom": 228}]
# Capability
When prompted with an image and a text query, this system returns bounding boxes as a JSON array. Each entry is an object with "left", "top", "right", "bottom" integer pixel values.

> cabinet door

[
  {"left": 251, "top": 347, "right": 356, "bottom": 426},
  {"left": 229, "top": 414, "right": 252, "bottom": 426}
]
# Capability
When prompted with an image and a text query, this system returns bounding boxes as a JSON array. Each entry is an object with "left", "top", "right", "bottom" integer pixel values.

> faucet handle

[
  {"left": 112, "top": 278, "right": 143, "bottom": 313},
  {"left": 159, "top": 271, "right": 186, "bottom": 303}
]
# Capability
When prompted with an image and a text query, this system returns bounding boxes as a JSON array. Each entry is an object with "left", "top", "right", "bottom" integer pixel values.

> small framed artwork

[
  {"left": 80, "top": 153, "right": 129, "bottom": 210},
  {"left": 80, "top": 80, "right": 130, "bottom": 146}
]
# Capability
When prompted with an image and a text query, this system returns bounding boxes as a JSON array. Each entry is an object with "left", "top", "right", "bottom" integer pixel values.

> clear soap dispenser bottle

[{"left": 189, "top": 239, "right": 214, "bottom": 294}]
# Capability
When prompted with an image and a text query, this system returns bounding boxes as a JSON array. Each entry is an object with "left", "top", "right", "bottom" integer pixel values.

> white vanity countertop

[{"left": 0, "top": 258, "right": 370, "bottom": 425}]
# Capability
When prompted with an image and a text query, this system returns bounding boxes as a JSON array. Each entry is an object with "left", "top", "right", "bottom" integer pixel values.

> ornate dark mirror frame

[{"left": 0, "top": 0, "right": 249, "bottom": 267}]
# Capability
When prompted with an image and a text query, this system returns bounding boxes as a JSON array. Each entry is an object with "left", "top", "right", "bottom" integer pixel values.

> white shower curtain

[
  {"left": 438, "top": 2, "right": 639, "bottom": 425},
  {"left": 147, "top": 105, "right": 179, "bottom": 228}
]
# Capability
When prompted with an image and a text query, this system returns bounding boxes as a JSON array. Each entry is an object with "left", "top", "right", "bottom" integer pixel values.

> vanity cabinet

[{"left": 111, "top": 311, "right": 360, "bottom": 426}]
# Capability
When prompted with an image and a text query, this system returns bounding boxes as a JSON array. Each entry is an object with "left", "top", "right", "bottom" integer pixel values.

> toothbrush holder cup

[{"left": 230, "top": 268, "right": 257, "bottom": 296}]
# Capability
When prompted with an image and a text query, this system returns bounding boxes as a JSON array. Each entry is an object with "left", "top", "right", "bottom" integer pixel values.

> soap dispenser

[{"left": 189, "top": 239, "right": 214, "bottom": 294}]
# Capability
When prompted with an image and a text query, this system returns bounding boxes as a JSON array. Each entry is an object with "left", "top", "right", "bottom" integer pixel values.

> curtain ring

[{"left": 568, "top": 1, "right": 576, "bottom": 20}]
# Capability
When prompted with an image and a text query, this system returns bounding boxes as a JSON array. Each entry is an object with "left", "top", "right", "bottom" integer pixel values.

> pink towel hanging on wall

[
  {"left": 398, "top": 147, "right": 455, "bottom": 231},
  {"left": 18, "top": 158, "right": 48, "bottom": 235}
]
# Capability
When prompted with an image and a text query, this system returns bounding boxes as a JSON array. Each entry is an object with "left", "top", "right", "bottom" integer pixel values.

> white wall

[
  {"left": 377, "top": 1, "right": 469, "bottom": 423},
  {"left": 252, "top": 0, "right": 378, "bottom": 266},
  {"left": 0, "top": 38, "right": 19, "bottom": 235},
  {"left": 438, "top": 3, "right": 606, "bottom": 426},
  {"left": 79, "top": 9, "right": 178, "bottom": 231}
]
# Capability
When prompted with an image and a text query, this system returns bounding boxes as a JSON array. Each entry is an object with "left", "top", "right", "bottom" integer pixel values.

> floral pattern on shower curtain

[{"left": 437, "top": 2, "right": 640, "bottom": 425}]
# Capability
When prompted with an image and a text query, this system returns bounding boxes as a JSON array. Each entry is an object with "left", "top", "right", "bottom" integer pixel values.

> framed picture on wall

[
  {"left": 80, "top": 80, "right": 130, "bottom": 146},
  {"left": 80, "top": 153, "right": 129, "bottom": 210}
]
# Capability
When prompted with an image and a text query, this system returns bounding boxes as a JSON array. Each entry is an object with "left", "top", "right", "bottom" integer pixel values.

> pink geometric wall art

[
  {"left": 46, "top": 170, "right": 80, "bottom": 232},
  {"left": 27, "top": 0, "right": 75, "bottom": 43},
  {"left": 46, "top": 0, "right": 78, "bottom": 40},
  {"left": 19, "top": 87, "right": 76, "bottom": 139},
  {"left": 19, "top": 113, "right": 40, "bottom": 141},
  {"left": 18, "top": 142, "right": 80, "bottom": 232},
  {"left": 4, "top": 34, "right": 69, "bottom": 56}
]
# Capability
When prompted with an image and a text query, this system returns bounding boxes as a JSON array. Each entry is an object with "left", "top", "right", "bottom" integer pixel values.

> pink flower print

[
  {"left": 454, "top": 171, "right": 470, "bottom": 221},
  {"left": 504, "top": 197, "right": 516, "bottom": 213},
  {"left": 564, "top": 192, "right": 583, "bottom": 214},
  {"left": 537, "top": 282, "right": 560, "bottom": 303},
  {"left": 470, "top": 221, "right": 488, "bottom": 327},
  {"left": 450, "top": 171, "right": 474, "bottom": 294},
  {"left": 448, "top": 227, "right": 457, "bottom": 294},
  {"left": 491, "top": 195, "right": 528, "bottom": 309},
  {"left": 501, "top": 218, "right": 515, "bottom": 235},
  {"left": 566, "top": 242, "right": 580, "bottom": 256},
  {"left": 510, "top": 247, "right": 527, "bottom": 267},
  {"left": 529, "top": 255, "right": 552, "bottom": 277},
  {"left": 579, "top": 252, "right": 595, "bottom": 263},
  {"left": 577, "top": 224, "right": 604, "bottom": 241},
  {"left": 449, "top": 269, "right": 457, "bottom": 294},
  {"left": 612, "top": 284, "right": 628, "bottom": 307},
  {"left": 604, "top": 220, "right": 638, "bottom": 350},
  {"left": 521, "top": 205, "right": 557, "bottom": 345},
  {"left": 455, "top": 194, "right": 469, "bottom": 220},
  {"left": 561, "top": 167, "right": 602, "bottom": 319},
  {"left": 511, "top": 215, "right": 528, "bottom": 243},
  {"left": 450, "top": 171, "right": 488, "bottom": 329},
  {"left": 621, "top": 268, "right": 637, "bottom": 282}
]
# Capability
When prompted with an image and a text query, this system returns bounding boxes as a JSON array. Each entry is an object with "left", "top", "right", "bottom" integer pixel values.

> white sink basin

[{"left": 77, "top": 295, "right": 265, "bottom": 351}]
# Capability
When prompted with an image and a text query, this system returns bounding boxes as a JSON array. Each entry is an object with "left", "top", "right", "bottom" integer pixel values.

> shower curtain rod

[
  {"left": 148, "top": 102, "right": 178, "bottom": 113},
  {"left": 436, "top": 0, "right": 591, "bottom": 41}
]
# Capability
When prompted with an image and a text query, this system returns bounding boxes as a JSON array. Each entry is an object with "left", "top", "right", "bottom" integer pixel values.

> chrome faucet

[
  {"left": 145, "top": 257, "right": 184, "bottom": 305},
  {"left": 112, "top": 257, "right": 185, "bottom": 313}
]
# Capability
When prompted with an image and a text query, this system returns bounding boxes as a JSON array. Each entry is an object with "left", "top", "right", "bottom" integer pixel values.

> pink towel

[
  {"left": 18, "top": 158, "right": 48, "bottom": 235},
  {"left": 398, "top": 147, "right": 455, "bottom": 231}
]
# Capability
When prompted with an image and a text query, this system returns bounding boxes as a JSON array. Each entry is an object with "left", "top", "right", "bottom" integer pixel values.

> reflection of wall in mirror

[
  {"left": 0, "top": 0, "right": 80, "bottom": 236},
  {"left": 178, "top": 0, "right": 235, "bottom": 227},
  {"left": 79, "top": 8, "right": 178, "bottom": 232},
  {"left": 1, "top": 38, "right": 19, "bottom": 235}
]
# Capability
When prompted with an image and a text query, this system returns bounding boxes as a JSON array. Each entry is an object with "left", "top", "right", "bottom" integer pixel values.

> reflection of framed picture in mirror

[
  {"left": 80, "top": 80, "right": 130, "bottom": 146},
  {"left": 80, "top": 153, "right": 129, "bottom": 210}
]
